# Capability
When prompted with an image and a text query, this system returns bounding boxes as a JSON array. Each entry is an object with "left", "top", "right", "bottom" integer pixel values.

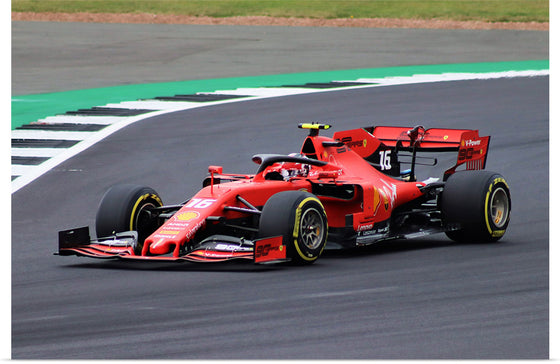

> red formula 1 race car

[{"left": 58, "top": 123, "right": 511, "bottom": 265}]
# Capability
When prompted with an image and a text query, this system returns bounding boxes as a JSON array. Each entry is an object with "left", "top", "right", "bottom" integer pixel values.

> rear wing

[{"left": 334, "top": 126, "right": 490, "bottom": 180}]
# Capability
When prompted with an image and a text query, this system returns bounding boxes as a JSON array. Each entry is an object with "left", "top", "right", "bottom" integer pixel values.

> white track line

[
  {"left": 12, "top": 165, "right": 39, "bottom": 177},
  {"left": 212, "top": 87, "right": 324, "bottom": 97},
  {"left": 11, "top": 148, "right": 64, "bottom": 158},
  {"left": 11, "top": 130, "right": 96, "bottom": 141},
  {"left": 103, "top": 100, "right": 205, "bottom": 110},
  {"left": 35, "top": 115, "right": 121, "bottom": 125}
]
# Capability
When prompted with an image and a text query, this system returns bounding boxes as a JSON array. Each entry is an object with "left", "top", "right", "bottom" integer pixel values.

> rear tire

[
  {"left": 259, "top": 191, "right": 328, "bottom": 265},
  {"left": 95, "top": 184, "right": 163, "bottom": 253},
  {"left": 441, "top": 171, "right": 511, "bottom": 242}
]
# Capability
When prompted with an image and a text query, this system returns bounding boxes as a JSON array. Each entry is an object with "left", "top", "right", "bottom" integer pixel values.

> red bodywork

[{"left": 58, "top": 124, "right": 490, "bottom": 264}]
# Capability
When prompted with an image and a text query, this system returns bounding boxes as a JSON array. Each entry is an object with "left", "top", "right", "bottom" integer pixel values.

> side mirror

[
  {"left": 208, "top": 165, "right": 223, "bottom": 175},
  {"left": 207, "top": 166, "right": 223, "bottom": 194}
]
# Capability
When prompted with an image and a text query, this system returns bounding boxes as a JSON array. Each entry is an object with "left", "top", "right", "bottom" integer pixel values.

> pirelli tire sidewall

[
  {"left": 259, "top": 190, "right": 328, "bottom": 265},
  {"left": 95, "top": 184, "right": 163, "bottom": 251},
  {"left": 441, "top": 170, "right": 511, "bottom": 242}
]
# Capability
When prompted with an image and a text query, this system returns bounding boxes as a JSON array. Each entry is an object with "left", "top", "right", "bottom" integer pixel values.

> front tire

[
  {"left": 259, "top": 191, "right": 328, "bottom": 265},
  {"left": 95, "top": 184, "right": 163, "bottom": 253},
  {"left": 441, "top": 171, "right": 511, "bottom": 242}
]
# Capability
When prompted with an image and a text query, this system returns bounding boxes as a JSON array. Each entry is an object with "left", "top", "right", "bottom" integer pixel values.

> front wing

[{"left": 56, "top": 227, "right": 288, "bottom": 264}]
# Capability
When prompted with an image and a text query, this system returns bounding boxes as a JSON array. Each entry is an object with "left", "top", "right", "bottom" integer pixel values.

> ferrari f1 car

[{"left": 58, "top": 123, "right": 511, "bottom": 265}]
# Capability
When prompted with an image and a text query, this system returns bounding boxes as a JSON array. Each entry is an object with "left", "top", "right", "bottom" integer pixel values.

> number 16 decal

[
  {"left": 185, "top": 198, "right": 216, "bottom": 209},
  {"left": 379, "top": 150, "right": 391, "bottom": 170}
]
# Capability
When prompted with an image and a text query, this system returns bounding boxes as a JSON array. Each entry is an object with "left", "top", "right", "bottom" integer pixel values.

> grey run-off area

[{"left": 12, "top": 21, "right": 548, "bottom": 95}]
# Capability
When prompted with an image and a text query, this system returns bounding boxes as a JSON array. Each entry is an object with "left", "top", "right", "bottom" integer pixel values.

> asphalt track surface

[{"left": 11, "top": 22, "right": 549, "bottom": 359}]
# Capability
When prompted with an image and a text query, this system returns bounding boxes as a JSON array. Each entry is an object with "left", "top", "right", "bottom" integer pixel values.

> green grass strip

[
  {"left": 12, "top": 0, "right": 549, "bottom": 23},
  {"left": 11, "top": 60, "right": 549, "bottom": 129}
]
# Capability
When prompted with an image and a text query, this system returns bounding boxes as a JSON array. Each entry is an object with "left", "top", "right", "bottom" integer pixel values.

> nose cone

[{"left": 149, "top": 239, "right": 175, "bottom": 255}]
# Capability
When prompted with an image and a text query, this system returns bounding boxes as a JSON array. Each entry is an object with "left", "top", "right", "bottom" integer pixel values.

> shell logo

[{"left": 176, "top": 211, "right": 200, "bottom": 221}]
